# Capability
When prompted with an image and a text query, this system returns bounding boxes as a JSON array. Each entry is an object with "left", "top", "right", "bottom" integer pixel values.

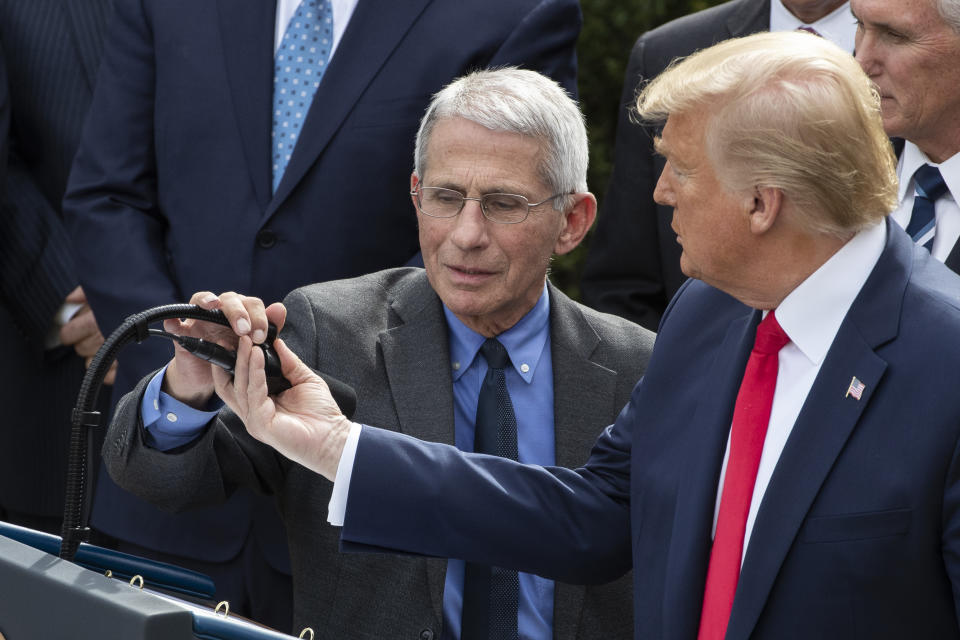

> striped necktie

[{"left": 905, "top": 164, "right": 948, "bottom": 251}]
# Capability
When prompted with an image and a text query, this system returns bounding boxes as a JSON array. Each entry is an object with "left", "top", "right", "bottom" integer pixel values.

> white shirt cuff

[{"left": 327, "top": 421, "right": 363, "bottom": 526}]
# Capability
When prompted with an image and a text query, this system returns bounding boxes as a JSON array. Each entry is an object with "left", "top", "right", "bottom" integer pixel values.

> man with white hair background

[{"left": 853, "top": 0, "right": 960, "bottom": 273}]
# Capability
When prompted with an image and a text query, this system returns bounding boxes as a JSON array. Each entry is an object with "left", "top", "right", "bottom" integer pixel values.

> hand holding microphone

[{"left": 161, "top": 291, "right": 356, "bottom": 478}]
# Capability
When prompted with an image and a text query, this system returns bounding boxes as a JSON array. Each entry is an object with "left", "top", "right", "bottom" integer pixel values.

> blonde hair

[{"left": 637, "top": 31, "right": 898, "bottom": 237}]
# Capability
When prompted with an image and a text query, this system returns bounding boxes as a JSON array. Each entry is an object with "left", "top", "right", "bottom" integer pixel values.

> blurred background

[{"left": 553, "top": 0, "right": 724, "bottom": 298}]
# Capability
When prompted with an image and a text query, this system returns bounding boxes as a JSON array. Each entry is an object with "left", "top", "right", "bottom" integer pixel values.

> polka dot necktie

[
  {"left": 271, "top": 0, "right": 333, "bottom": 193},
  {"left": 461, "top": 338, "right": 520, "bottom": 640}
]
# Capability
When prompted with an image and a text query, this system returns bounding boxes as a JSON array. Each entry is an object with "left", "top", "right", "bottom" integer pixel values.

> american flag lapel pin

[{"left": 845, "top": 376, "right": 865, "bottom": 400}]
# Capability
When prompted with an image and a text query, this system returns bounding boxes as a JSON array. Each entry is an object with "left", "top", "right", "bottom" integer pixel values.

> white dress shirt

[
  {"left": 889, "top": 142, "right": 960, "bottom": 263},
  {"left": 275, "top": 0, "right": 358, "bottom": 56},
  {"left": 770, "top": 0, "right": 856, "bottom": 53},
  {"left": 713, "top": 221, "right": 887, "bottom": 561}
]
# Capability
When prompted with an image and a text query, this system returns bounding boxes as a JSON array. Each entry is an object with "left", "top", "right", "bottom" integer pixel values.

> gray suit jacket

[{"left": 103, "top": 268, "right": 656, "bottom": 639}]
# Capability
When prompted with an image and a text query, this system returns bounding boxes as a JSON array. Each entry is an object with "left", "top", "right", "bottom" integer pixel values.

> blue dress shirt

[
  {"left": 442, "top": 284, "right": 555, "bottom": 640},
  {"left": 141, "top": 284, "right": 557, "bottom": 639}
]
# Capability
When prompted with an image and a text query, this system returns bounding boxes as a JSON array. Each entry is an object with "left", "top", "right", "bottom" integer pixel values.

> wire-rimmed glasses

[{"left": 410, "top": 186, "right": 568, "bottom": 224}]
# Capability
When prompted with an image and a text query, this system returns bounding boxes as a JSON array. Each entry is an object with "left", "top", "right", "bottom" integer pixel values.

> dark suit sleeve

[
  {"left": 579, "top": 35, "right": 682, "bottom": 331},
  {"left": 0, "top": 43, "right": 79, "bottom": 343},
  {"left": 0, "top": 43, "right": 8, "bottom": 189},
  {"left": 341, "top": 398, "right": 636, "bottom": 585},
  {"left": 942, "top": 429, "right": 960, "bottom": 626},
  {"left": 62, "top": 0, "right": 177, "bottom": 376},
  {"left": 487, "top": 0, "right": 581, "bottom": 97}
]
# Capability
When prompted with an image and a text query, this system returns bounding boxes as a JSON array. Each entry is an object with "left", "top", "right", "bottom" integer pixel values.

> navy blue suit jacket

[
  {"left": 63, "top": 0, "right": 580, "bottom": 563},
  {"left": 0, "top": 0, "right": 113, "bottom": 522},
  {"left": 0, "top": 44, "right": 8, "bottom": 187},
  {"left": 342, "top": 220, "right": 960, "bottom": 639}
]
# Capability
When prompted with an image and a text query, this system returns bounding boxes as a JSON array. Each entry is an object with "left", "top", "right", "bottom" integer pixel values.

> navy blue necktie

[
  {"left": 461, "top": 338, "right": 519, "bottom": 640},
  {"left": 906, "top": 164, "right": 948, "bottom": 251}
]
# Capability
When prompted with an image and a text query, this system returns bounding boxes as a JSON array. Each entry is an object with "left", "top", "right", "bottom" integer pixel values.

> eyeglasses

[{"left": 410, "top": 186, "right": 568, "bottom": 224}]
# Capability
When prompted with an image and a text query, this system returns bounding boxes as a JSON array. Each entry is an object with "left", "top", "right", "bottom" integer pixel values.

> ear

[
  {"left": 410, "top": 173, "right": 421, "bottom": 211},
  {"left": 554, "top": 192, "right": 598, "bottom": 255},
  {"left": 747, "top": 186, "right": 783, "bottom": 235}
]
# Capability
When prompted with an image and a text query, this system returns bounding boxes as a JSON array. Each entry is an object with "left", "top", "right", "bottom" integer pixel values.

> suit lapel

[
  {"left": 549, "top": 285, "right": 616, "bottom": 468},
  {"left": 661, "top": 309, "right": 758, "bottom": 640},
  {"left": 378, "top": 272, "right": 455, "bottom": 622},
  {"left": 944, "top": 240, "right": 960, "bottom": 275},
  {"left": 268, "top": 0, "right": 432, "bottom": 214},
  {"left": 725, "top": 221, "right": 907, "bottom": 640},
  {"left": 547, "top": 285, "right": 618, "bottom": 637},
  {"left": 61, "top": 0, "right": 112, "bottom": 89},
  {"left": 727, "top": 0, "right": 771, "bottom": 37},
  {"left": 217, "top": 0, "right": 275, "bottom": 211}
]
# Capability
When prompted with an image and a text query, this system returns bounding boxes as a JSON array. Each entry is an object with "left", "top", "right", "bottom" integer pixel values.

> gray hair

[
  {"left": 413, "top": 67, "right": 587, "bottom": 211},
  {"left": 936, "top": 0, "right": 960, "bottom": 32}
]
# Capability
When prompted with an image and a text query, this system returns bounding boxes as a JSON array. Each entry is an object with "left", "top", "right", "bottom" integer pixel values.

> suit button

[
  {"left": 256, "top": 229, "right": 277, "bottom": 249},
  {"left": 419, "top": 630, "right": 434, "bottom": 640}
]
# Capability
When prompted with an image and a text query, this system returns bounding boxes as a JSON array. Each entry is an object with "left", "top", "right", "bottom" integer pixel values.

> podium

[{"left": 0, "top": 535, "right": 302, "bottom": 639}]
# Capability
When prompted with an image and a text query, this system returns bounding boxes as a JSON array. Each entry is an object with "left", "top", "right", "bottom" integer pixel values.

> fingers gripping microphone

[{"left": 169, "top": 332, "right": 357, "bottom": 417}]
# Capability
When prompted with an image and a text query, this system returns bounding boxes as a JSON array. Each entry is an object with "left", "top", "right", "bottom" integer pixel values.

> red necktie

[{"left": 697, "top": 311, "right": 790, "bottom": 640}]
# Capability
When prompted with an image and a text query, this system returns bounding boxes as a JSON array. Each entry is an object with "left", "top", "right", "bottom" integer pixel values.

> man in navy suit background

[
  {"left": 0, "top": 0, "right": 115, "bottom": 537},
  {"left": 0, "top": 43, "right": 7, "bottom": 188},
  {"left": 62, "top": 0, "right": 581, "bottom": 630},
  {"left": 161, "top": 32, "right": 960, "bottom": 638}
]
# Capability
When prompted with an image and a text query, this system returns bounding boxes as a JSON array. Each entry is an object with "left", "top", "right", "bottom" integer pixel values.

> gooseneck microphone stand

[{"left": 59, "top": 304, "right": 356, "bottom": 562}]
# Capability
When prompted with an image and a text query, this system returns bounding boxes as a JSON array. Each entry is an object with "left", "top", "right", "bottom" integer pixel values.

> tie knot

[
  {"left": 796, "top": 25, "right": 822, "bottom": 37},
  {"left": 480, "top": 338, "right": 510, "bottom": 370},
  {"left": 914, "top": 164, "right": 948, "bottom": 202},
  {"left": 753, "top": 312, "right": 790, "bottom": 355}
]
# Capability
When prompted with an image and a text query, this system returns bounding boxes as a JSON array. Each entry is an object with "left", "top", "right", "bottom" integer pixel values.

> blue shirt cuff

[{"left": 141, "top": 364, "right": 222, "bottom": 451}]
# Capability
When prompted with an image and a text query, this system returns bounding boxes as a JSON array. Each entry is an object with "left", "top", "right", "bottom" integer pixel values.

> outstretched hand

[{"left": 214, "top": 333, "right": 352, "bottom": 480}]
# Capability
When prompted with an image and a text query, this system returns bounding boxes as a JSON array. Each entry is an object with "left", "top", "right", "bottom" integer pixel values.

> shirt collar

[
  {"left": 897, "top": 140, "right": 960, "bottom": 205},
  {"left": 444, "top": 283, "right": 551, "bottom": 384},
  {"left": 773, "top": 221, "right": 886, "bottom": 366},
  {"left": 769, "top": 0, "right": 856, "bottom": 53}
]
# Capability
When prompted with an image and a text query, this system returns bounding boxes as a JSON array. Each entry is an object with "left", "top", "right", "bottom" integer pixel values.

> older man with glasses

[{"left": 101, "top": 68, "right": 655, "bottom": 640}]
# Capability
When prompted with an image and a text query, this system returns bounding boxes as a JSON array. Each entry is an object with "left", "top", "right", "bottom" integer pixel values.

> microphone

[{"left": 169, "top": 333, "right": 358, "bottom": 419}]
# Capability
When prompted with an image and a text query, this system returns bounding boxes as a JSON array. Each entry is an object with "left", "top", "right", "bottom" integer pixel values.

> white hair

[
  {"left": 414, "top": 67, "right": 587, "bottom": 210},
  {"left": 936, "top": 0, "right": 960, "bottom": 32}
]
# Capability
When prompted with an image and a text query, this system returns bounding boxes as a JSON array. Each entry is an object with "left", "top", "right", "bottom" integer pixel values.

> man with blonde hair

[
  {"left": 582, "top": 0, "right": 858, "bottom": 330},
  {"left": 109, "top": 33, "right": 960, "bottom": 639}
]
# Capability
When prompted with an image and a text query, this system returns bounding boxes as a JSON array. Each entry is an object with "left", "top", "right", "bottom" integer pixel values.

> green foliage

[{"left": 551, "top": 0, "right": 725, "bottom": 299}]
